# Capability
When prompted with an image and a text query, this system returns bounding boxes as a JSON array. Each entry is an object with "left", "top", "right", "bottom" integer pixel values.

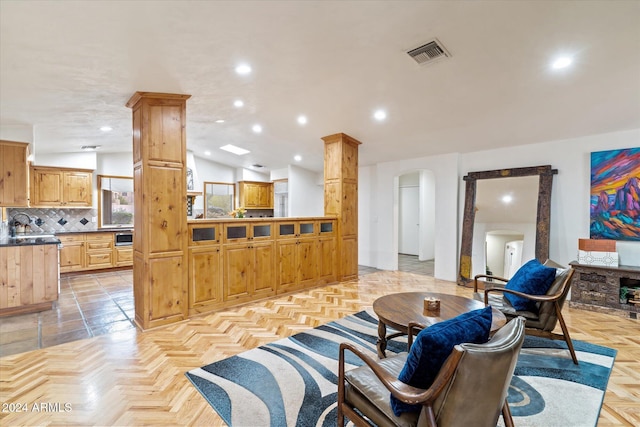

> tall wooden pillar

[
  {"left": 321, "top": 133, "right": 361, "bottom": 281},
  {"left": 126, "top": 92, "right": 191, "bottom": 330}
]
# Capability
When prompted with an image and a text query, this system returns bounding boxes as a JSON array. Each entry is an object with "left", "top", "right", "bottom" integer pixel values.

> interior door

[{"left": 399, "top": 186, "right": 419, "bottom": 255}]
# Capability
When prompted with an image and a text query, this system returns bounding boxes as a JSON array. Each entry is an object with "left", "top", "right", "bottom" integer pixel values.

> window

[
  {"left": 98, "top": 175, "right": 134, "bottom": 228},
  {"left": 204, "top": 182, "right": 235, "bottom": 218}
]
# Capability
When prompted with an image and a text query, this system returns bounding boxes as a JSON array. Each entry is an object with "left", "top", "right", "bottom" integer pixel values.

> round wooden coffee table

[{"left": 372, "top": 292, "right": 507, "bottom": 358}]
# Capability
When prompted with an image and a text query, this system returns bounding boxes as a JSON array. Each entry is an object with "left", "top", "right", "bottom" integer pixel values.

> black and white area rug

[{"left": 186, "top": 309, "right": 616, "bottom": 427}]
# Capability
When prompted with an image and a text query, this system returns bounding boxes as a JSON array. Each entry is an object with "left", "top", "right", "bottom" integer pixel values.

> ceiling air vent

[{"left": 407, "top": 38, "right": 450, "bottom": 65}]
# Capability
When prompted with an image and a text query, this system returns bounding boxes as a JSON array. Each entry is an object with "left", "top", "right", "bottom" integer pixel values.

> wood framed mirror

[{"left": 458, "top": 165, "right": 558, "bottom": 286}]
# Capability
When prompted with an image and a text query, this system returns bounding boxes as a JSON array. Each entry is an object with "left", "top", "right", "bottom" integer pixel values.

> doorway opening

[{"left": 397, "top": 170, "right": 436, "bottom": 276}]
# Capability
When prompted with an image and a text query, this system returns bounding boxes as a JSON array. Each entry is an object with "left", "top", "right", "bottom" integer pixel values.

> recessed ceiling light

[
  {"left": 373, "top": 109, "right": 387, "bottom": 121},
  {"left": 294, "top": 155, "right": 302, "bottom": 162},
  {"left": 204, "top": 150, "right": 211, "bottom": 156},
  {"left": 215, "top": 119, "right": 225, "bottom": 124},
  {"left": 220, "top": 144, "right": 250, "bottom": 156},
  {"left": 233, "top": 100, "right": 244, "bottom": 108},
  {"left": 502, "top": 195, "right": 513, "bottom": 204},
  {"left": 99, "top": 126, "right": 112, "bottom": 132},
  {"left": 551, "top": 57, "right": 573, "bottom": 70},
  {"left": 252, "top": 124, "right": 263, "bottom": 133},
  {"left": 235, "top": 64, "right": 252, "bottom": 75},
  {"left": 297, "top": 115, "right": 308, "bottom": 125}
]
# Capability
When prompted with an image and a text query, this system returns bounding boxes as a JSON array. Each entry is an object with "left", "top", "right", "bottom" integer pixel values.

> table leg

[{"left": 377, "top": 321, "right": 387, "bottom": 358}]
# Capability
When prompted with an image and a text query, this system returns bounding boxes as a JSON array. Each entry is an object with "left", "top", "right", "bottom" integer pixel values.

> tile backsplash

[{"left": 7, "top": 208, "right": 98, "bottom": 233}]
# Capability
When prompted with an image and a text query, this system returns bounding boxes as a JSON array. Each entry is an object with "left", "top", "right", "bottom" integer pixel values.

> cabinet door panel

[
  {"left": 318, "top": 237, "right": 337, "bottom": 283},
  {"left": 60, "top": 243, "right": 84, "bottom": 272},
  {"left": 148, "top": 256, "right": 186, "bottom": 321},
  {"left": 297, "top": 239, "right": 317, "bottom": 286},
  {"left": 223, "top": 245, "right": 252, "bottom": 300},
  {"left": 190, "top": 248, "right": 222, "bottom": 305},
  {"left": 32, "top": 169, "right": 63, "bottom": 206},
  {"left": 64, "top": 171, "right": 92, "bottom": 206},
  {"left": 253, "top": 242, "right": 275, "bottom": 295},
  {"left": 276, "top": 240, "right": 297, "bottom": 292}
]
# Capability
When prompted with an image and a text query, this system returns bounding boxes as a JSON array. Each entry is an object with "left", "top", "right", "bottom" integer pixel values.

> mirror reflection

[
  {"left": 458, "top": 165, "right": 557, "bottom": 286},
  {"left": 472, "top": 176, "right": 539, "bottom": 279}
]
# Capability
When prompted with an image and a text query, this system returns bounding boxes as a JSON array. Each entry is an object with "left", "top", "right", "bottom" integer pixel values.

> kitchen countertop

[
  {"left": 0, "top": 236, "right": 61, "bottom": 247},
  {"left": 55, "top": 228, "right": 133, "bottom": 235}
]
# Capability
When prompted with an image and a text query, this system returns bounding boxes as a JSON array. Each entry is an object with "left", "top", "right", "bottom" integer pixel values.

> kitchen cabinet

[
  {"left": 188, "top": 223, "right": 223, "bottom": 313},
  {"left": 276, "top": 220, "right": 319, "bottom": 294},
  {"left": 59, "top": 232, "right": 131, "bottom": 272},
  {"left": 222, "top": 222, "right": 275, "bottom": 302},
  {"left": 115, "top": 246, "right": 133, "bottom": 267},
  {"left": 238, "top": 181, "right": 273, "bottom": 209},
  {"left": 317, "top": 220, "right": 337, "bottom": 285},
  {"left": 0, "top": 242, "right": 59, "bottom": 316},
  {"left": 0, "top": 140, "right": 29, "bottom": 207},
  {"left": 58, "top": 234, "right": 85, "bottom": 273},
  {"left": 30, "top": 166, "right": 93, "bottom": 207},
  {"left": 85, "top": 233, "right": 113, "bottom": 269}
]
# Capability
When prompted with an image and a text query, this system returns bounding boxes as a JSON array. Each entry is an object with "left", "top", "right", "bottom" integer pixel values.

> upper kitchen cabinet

[
  {"left": 0, "top": 140, "right": 30, "bottom": 207},
  {"left": 30, "top": 166, "right": 93, "bottom": 207},
  {"left": 238, "top": 181, "right": 273, "bottom": 209}
]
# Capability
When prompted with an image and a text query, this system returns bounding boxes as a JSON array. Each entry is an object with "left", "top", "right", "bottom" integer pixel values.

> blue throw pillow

[
  {"left": 390, "top": 306, "right": 493, "bottom": 416},
  {"left": 504, "top": 259, "right": 557, "bottom": 311}
]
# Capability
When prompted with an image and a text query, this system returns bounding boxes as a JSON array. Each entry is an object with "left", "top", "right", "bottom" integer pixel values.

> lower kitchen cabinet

[
  {"left": 0, "top": 243, "right": 59, "bottom": 316},
  {"left": 115, "top": 246, "right": 133, "bottom": 266},
  {"left": 59, "top": 234, "right": 85, "bottom": 273},
  {"left": 85, "top": 233, "right": 113, "bottom": 269},
  {"left": 223, "top": 241, "right": 275, "bottom": 302},
  {"left": 59, "top": 232, "right": 132, "bottom": 273},
  {"left": 189, "top": 246, "right": 222, "bottom": 308}
]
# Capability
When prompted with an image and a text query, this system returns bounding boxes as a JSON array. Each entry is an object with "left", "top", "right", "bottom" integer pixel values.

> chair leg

[
  {"left": 502, "top": 401, "right": 514, "bottom": 427},
  {"left": 555, "top": 303, "right": 579, "bottom": 365}
]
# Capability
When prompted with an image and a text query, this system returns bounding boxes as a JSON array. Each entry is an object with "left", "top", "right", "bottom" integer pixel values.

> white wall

[
  {"left": 359, "top": 128, "right": 640, "bottom": 282},
  {"left": 34, "top": 152, "right": 97, "bottom": 170},
  {"left": 0, "top": 124, "right": 33, "bottom": 144},
  {"left": 236, "top": 168, "right": 270, "bottom": 182},
  {"left": 288, "top": 165, "right": 323, "bottom": 217},
  {"left": 359, "top": 152, "right": 459, "bottom": 281},
  {"left": 459, "top": 128, "right": 640, "bottom": 268},
  {"left": 97, "top": 153, "right": 134, "bottom": 176},
  {"left": 420, "top": 170, "right": 436, "bottom": 261}
]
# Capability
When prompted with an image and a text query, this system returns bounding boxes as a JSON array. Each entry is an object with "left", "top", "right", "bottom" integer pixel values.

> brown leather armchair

[
  {"left": 337, "top": 316, "right": 526, "bottom": 427},
  {"left": 473, "top": 261, "right": 577, "bottom": 364}
]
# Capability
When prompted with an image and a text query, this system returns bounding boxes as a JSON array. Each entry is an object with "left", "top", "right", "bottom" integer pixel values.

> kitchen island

[{"left": 0, "top": 236, "right": 60, "bottom": 316}]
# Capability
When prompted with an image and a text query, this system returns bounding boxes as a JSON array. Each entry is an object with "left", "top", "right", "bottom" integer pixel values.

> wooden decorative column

[
  {"left": 321, "top": 133, "right": 361, "bottom": 280},
  {"left": 126, "top": 92, "right": 191, "bottom": 330}
]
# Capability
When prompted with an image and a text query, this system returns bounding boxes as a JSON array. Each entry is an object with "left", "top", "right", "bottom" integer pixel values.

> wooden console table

[{"left": 569, "top": 261, "right": 640, "bottom": 319}]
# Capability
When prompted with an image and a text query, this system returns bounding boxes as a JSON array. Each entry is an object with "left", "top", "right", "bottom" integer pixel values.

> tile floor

[
  {"left": 1, "top": 256, "right": 434, "bottom": 357},
  {"left": 398, "top": 253, "right": 435, "bottom": 276},
  {"left": 0, "top": 270, "right": 135, "bottom": 357}
]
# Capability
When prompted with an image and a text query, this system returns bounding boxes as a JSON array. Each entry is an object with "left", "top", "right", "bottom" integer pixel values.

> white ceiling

[{"left": 1, "top": 1, "right": 639, "bottom": 173}]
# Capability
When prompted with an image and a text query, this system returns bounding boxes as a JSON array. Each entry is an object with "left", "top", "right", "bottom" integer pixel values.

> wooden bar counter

[{"left": 187, "top": 217, "right": 338, "bottom": 316}]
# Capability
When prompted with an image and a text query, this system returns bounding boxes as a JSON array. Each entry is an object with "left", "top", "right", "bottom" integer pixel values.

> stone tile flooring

[
  {"left": 1, "top": 256, "right": 434, "bottom": 357},
  {"left": 0, "top": 270, "right": 135, "bottom": 357},
  {"left": 398, "top": 253, "right": 435, "bottom": 276}
]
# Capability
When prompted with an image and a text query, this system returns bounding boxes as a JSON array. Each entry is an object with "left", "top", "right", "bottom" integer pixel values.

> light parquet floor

[{"left": 0, "top": 270, "right": 638, "bottom": 426}]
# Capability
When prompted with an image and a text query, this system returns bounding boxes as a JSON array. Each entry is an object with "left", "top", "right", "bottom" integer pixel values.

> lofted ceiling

[{"left": 1, "top": 1, "right": 639, "bottom": 173}]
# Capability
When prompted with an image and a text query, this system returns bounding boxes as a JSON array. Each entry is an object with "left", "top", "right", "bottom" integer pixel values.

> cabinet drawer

[
  {"left": 86, "top": 252, "right": 113, "bottom": 266},
  {"left": 58, "top": 234, "right": 85, "bottom": 243},
  {"left": 86, "top": 240, "right": 113, "bottom": 250},
  {"left": 115, "top": 247, "right": 133, "bottom": 263}
]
